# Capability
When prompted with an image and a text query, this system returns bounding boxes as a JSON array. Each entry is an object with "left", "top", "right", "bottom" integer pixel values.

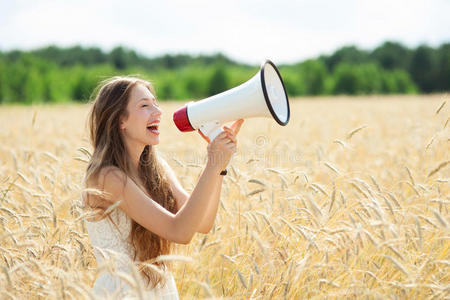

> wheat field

[{"left": 0, "top": 95, "right": 449, "bottom": 299}]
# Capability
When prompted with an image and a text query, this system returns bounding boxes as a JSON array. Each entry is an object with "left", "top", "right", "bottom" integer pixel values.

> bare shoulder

[
  {"left": 84, "top": 166, "right": 127, "bottom": 208},
  {"left": 97, "top": 165, "right": 126, "bottom": 184},
  {"left": 96, "top": 166, "right": 128, "bottom": 200}
]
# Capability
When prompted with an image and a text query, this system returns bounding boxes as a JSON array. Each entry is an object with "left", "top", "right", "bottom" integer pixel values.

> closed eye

[{"left": 139, "top": 98, "right": 159, "bottom": 108}]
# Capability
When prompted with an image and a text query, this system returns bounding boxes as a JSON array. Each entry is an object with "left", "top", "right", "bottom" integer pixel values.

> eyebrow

[{"left": 138, "top": 97, "right": 157, "bottom": 103}]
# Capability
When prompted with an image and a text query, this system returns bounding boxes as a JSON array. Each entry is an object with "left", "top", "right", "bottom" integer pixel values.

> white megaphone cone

[{"left": 173, "top": 59, "right": 290, "bottom": 141}]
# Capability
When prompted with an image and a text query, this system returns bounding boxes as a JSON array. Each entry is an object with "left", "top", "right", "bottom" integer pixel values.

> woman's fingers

[
  {"left": 224, "top": 120, "right": 244, "bottom": 136},
  {"left": 199, "top": 120, "right": 243, "bottom": 144},
  {"left": 226, "top": 133, "right": 237, "bottom": 143},
  {"left": 217, "top": 130, "right": 236, "bottom": 141},
  {"left": 219, "top": 137, "right": 236, "bottom": 147},
  {"left": 223, "top": 126, "right": 234, "bottom": 136},
  {"left": 211, "top": 128, "right": 238, "bottom": 152},
  {"left": 230, "top": 119, "right": 244, "bottom": 136},
  {"left": 223, "top": 126, "right": 238, "bottom": 143},
  {"left": 214, "top": 135, "right": 237, "bottom": 150},
  {"left": 220, "top": 133, "right": 237, "bottom": 145},
  {"left": 216, "top": 131, "right": 230, "bottom": 140}
]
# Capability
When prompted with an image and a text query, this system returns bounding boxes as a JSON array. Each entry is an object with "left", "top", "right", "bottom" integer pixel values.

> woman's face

[{"left": 120, "top": 83, "right": 162, "bottom": 146}]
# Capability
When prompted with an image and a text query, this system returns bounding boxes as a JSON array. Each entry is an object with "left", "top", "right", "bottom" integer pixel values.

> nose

[{"left": 152, "top": 105, "right": 162, "bottom": 117}]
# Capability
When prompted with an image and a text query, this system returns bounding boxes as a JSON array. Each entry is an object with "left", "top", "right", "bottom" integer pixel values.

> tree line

[{"left": 0, "top": 41, "right": 448, "bottom": 103}]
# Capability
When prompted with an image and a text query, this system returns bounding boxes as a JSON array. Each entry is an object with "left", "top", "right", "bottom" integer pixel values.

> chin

[{"left": 147, "top": 138, "right": 160, "bottom": 146}]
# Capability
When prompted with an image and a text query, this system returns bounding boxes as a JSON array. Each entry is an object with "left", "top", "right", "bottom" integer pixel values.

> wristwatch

[{"left": 220, "top": 169, "right": 227, "bottom": 176}]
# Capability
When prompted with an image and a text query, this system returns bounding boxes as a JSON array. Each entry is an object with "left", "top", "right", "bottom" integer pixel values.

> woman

[{"left": 81, "top": 76, "right": 243, "bottom": 298}]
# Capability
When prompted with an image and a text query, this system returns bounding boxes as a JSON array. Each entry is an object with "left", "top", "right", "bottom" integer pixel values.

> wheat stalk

[{"left": 346, "top": 125, "right": 368, "bottom": 140}]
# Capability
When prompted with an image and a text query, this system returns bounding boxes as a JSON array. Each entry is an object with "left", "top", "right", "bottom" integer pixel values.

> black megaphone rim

[{"left": 260, "top": 59, "right": 290, "bottom": 126}]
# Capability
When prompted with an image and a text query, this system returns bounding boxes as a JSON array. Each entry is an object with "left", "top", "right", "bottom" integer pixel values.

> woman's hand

[
  {"left": 225, "top": 118, "right": 244, "bottom": 138},
  {"left": 204, "top": 119, "right": 244, "bottom": 172},
  {"left": 198, "top": 119, "right": 244, "bottom": 144}
]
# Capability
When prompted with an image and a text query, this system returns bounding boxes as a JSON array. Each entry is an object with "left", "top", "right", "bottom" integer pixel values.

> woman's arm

[
  {"left": 200, "top": 173, "right": 223, "bottom": 232},
  {"left": 159, "top": 119, "right": 244, "bottom": 234},
  {"left": 95, "top": 131, "right": 235, "bottom": 244},
  {"left": 159, "top": 156, "right": 223, "bottom": 233}
]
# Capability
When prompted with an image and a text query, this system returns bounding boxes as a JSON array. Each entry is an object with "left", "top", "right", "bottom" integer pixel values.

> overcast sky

[{"left": 1, "top": 0, "right": 449, "bottom": 64}]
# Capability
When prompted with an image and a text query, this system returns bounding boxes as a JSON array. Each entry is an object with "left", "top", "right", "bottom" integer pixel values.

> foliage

[{"left": 0, "top": 41, "right": 448, "bottom": 103}]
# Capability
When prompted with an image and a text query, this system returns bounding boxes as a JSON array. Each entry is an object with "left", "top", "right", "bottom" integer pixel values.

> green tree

[
  {"left": 0, "top": 56, "right": 5, "bottom": 103},
  {"left": 356, "top": 63, "right": 383, "bottom": 94},
  {"left": 320, "top": 46, "right": 371, "bottom": 71},
  {"left": 110, "top": 46, "right": 128, "bottom": 70},
  {"left": 300, "top": 59, "right": 328, "bottom": 95},
  {"left": 392, "top": 70, "right": 417, "bottom": 93},
  {"left": 332, "top": 63, "right": 359, "bottom": 94},
  {"left": 7, "top": 54, "right": 43, "bottom": 102},
  {"left": 436, "top": 43, "right": 450, "bottom": 91},
  {"left": 70, "top": 66, "right": 103, "bottom": 102},
  {"left": 277, "top": 65, "right": 305, "bottom": 96},
  {"left": 160, "top": 82, "right": 174, "bottom": 100},
  {"left": 279, "top": 72, "right": 304, "bottom": 96},
  {"left": 208, "top": 64, "right": 229, "bottom": 96},
  {"left": 184, "top": 76, "right": 204, "bottom": 99},
  {"left": 409, "top": 45, "right": 437, "bottom": 93},
  {"left": 382, "top": 70, "right": 417, "bottom": 94},
  {"left": 371, "top": 41, "right": 411, "bottom": 70}
]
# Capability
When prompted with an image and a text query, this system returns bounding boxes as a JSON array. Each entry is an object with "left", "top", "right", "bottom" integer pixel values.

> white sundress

[{"left": 84, "top": 208, "right": 179, "bottom": 299}]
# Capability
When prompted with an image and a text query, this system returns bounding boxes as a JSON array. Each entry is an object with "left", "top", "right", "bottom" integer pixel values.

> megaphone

[{"left": 173, "top": 59, "right": 290, "bottom": 141}]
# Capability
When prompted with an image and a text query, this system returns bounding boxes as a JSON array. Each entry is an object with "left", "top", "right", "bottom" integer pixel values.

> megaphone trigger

[
  {"left": 199, "top": 120, "right": 224, "bottom": 142},
  {"left": 197, "top": 129, "right": 210, "bottom": 143}
]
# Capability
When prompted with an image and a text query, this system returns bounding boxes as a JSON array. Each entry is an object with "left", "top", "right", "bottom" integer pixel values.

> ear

[{"left": 119, "top": 115, "right": 127, "bottom": 130}]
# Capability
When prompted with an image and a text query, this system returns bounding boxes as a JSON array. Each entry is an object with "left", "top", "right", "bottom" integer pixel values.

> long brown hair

[{"left": 82, "top": 76, "right": 177, "bottom": 288}]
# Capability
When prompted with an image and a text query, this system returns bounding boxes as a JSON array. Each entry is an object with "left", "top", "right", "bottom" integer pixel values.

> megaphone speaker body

[{"left": 173, "top": 60, "right": 290, "bottom": 141}]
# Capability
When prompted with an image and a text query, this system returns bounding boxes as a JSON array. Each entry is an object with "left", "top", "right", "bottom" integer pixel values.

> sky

[{"left": 1, "top": 0, "right": 449, "bottom": 65}]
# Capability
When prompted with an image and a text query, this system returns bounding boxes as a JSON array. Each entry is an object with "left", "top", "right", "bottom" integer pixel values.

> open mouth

[{"left": 147, "top": 122, "right": 160, "bottom": 135}]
